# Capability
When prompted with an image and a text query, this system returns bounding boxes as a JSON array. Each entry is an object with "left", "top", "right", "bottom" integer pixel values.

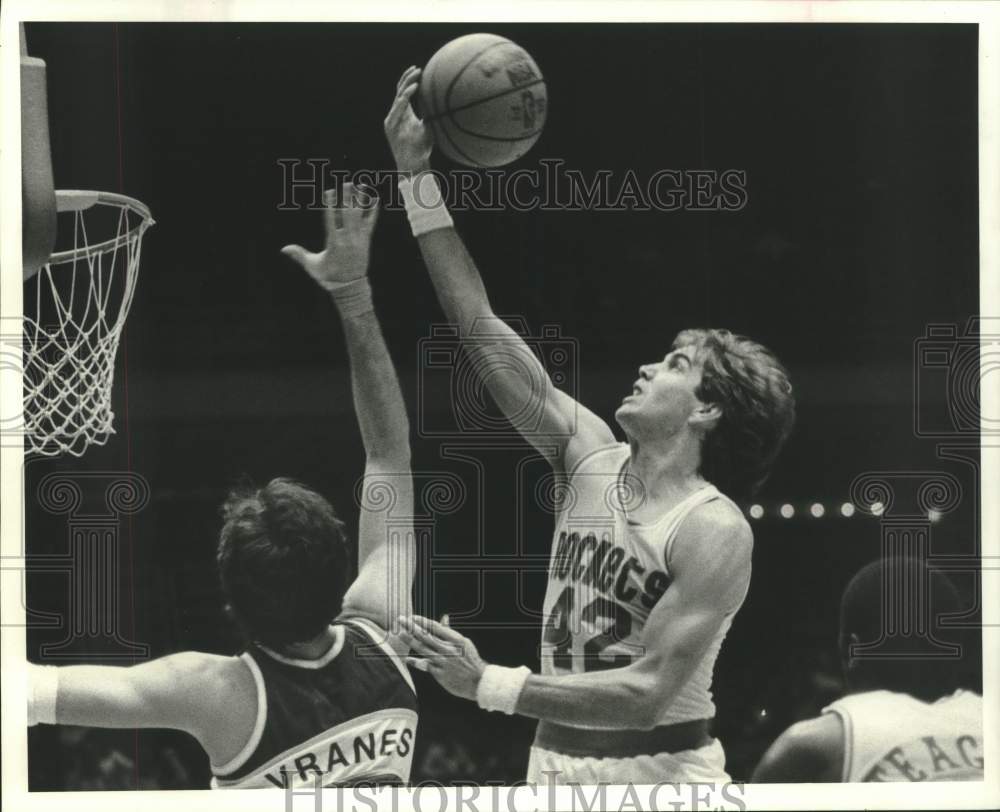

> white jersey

[
  {"left": 823, "top": 689, "right": 983, "bottom": 781},
  {"left": 538, "top": 443, "right": 748, "bottom": 726}
]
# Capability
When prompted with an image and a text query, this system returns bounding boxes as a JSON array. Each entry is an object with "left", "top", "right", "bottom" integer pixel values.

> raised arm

[
  {"left": 400, "top": 503, "right": 752, "bottom": 729},
  {"left": 282, "top": 184, "right": 415, "bottom": 631},
  {"left": 384, "top": 67, "right": 614, "bottom": 473}
]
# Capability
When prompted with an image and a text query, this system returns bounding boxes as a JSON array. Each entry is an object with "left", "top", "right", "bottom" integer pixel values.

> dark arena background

[{"left": 23, "top": 23, "right": 981, "bottom": 788}]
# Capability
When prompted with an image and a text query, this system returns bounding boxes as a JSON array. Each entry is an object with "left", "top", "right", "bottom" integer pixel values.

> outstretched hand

[
  {"left": 398, "top": 615, "right": 486, "bottom": 701},
  {"left": 281, "top": 182, "right": 379, "bottom": 289},
  {"left": 384, "top": 66, "right": 434, "bottom": 174}
]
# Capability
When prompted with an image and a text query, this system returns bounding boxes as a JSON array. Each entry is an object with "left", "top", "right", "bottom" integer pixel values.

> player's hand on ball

[
  {"left": 281, "top": 182, "right": 379, "bottom": 289},
  {"left": 384, "top": 66, "right": 434, "bottom": 174},
  {"left": 398, "top": 615, "right": 485, "bottom": 701}
]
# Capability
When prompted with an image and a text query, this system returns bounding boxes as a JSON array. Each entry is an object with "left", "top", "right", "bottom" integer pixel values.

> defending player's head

[
  {"left": 839, "top": 557, "right": 964, "bottom": 701},
  {"left": 217, "top": 478, "right": 350, "bottom": 649},
  {"left": 615, "top": 327, "right": 795, "bottom": 500}
]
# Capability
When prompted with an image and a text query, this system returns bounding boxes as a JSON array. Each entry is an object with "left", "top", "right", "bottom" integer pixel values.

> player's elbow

[
  {"left": 459, "top": 301, "right": 496, "bottom": 330},
  {"left": 619, "top": 652, "right": 691, "bottom": 728},
  {"left": 752, "top": 719, "right": 833, "bottom": 782},
  {"left": 618, "top": 672, "right": 668, "bottom": 729},
  {"left": 439, "top": 292, "right": 493, "bottom": 334},
  {"left": 364, "top": 450, "right": 412, "bottom": 473}
]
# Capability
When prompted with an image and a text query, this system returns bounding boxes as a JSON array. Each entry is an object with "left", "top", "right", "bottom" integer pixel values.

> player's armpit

[
  {"left": 752, "top": 715, "right": 845, "bottom": 782},
  {"left": 340, "top": 538, "right": 415, "bottom": 639}
]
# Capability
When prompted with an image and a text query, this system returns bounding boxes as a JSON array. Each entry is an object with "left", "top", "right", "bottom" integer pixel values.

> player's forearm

[
  {"left": 31, "top": 664, "right": 169, "bottom": 730},
  {"left": 415, "top": 228, "right": 496, "bottom": 334},
  {"left": 339, "top": 307, "right": 410, "bottom": 465},
  {"left": 50, "top": 665, "right": 140, "bottom": 727},
  {"left": 29, "top": 656, "right": 216, "bottom": 738},
  {"left": 514, "top": 664, "right": 677, "bottom": 730},
  {"left": 396, "top": 161, "right": 494, "bottom": 332},
  {"left": 401, "top": 172, "right": 572, "bottom": 447}
]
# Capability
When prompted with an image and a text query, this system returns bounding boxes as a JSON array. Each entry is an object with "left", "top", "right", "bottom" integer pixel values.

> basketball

[{"left": 418, "top": 33, "right": 547, "bottom": 168}]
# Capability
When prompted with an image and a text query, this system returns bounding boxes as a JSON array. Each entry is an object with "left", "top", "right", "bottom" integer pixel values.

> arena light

[
  {"left": 840, "top": 502, "right": 856, "bottom": 517},
  {"left": 749, "top": 504, "right": 764, "bottom": 519},
  {"left": 870, "top": 501, "right": 885, "bottom": 517},
  {"left": 810, "top": 503, "right": 825, "bottom": 518},
  {"left": 928, "top": 509, "right": 942, "bottom": 523},
  {"left": 779, "top": 503, "right": 795, "bottom": 519}
]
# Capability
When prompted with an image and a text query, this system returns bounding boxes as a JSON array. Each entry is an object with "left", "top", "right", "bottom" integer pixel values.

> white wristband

[
  {"left": 476, "top": 664, "right": 531, "bottom": 715},
  {"left": 398, "top": 173, "right": 454, "bottom": 237},
  {"left": 27, "top": 664, "right": 58, "bottom": 726}
]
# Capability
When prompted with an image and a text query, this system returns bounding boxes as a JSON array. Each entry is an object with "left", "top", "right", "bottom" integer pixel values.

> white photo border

[{"left": 1, "top": 1, "right": 997, "bottom": 810}]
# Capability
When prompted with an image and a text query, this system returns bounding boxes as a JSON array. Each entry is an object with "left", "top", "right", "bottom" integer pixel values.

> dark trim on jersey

[{"left": 341, "top": 616, "right": 416, "bottom": 694}]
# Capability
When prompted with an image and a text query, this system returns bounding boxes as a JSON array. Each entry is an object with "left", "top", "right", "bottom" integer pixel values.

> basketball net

[{"left": 23, "top": 190, "right": 153, "bottom": 457}]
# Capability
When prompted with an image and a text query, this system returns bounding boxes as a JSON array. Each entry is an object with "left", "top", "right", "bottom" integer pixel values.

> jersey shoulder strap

[
  {"left": 339, "top": 616, "right": 415, "bottom": 693},
  {"left": 662, "top": 484, "right": 742, "bottom": 573},
  {"left": 209, "top": 652, "right": 269, "bottom": 777}
]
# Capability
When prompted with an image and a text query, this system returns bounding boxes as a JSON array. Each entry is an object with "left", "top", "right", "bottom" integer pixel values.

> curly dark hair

[
  {"left": 674, "top": 328, "right": 796, "bottom": 501},
  {"left": 217, "top": 478, "right": 350, "bottom": 648}
]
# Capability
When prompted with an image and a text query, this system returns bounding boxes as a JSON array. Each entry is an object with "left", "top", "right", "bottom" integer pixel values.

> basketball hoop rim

[{"left": 46, "top": 189, "right": 155, "bottom": 265}]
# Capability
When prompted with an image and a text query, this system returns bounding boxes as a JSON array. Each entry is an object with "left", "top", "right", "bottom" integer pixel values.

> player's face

[{"left": 614, "top": 344, "right": 707, "bottom": 438}]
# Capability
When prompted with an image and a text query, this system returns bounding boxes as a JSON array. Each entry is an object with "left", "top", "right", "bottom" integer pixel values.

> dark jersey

[{"left": 211, "top": 618, "right": 417, "bottom": 789}]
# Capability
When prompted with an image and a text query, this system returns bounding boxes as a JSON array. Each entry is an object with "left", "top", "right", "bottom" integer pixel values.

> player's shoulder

[
  {"left": 667, "top": 497, "right": 751, "bottom": 591},
  {"left": 682, "top": 496, "right": 753, "bottom": 553},
  {"left": 141, "top": 650, "right": 257, "bottom": 745},
  {"left": 161, "top": 650, "right": 256, "bottom": 695},
  {"left": 157, "top": 652, "right": 260, "bottom": 765},
  {"left": 784, "top": 713, "right": 844, "bottom": 750},
  {"left": 162, "top": 648, "right": 241, "bottom": 670},
  {"left": 149, "top": 649, "right": 220, "bottom": 674},
  {"left": 753, "top": 714, "right": 844, "bottom": 782}
]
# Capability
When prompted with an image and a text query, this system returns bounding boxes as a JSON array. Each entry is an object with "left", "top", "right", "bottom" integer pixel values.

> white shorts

[{"left": 526, "top": 738, "right": 730, "bottom": 785}]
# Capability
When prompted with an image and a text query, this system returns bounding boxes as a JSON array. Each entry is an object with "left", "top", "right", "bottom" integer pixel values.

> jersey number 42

[{"left": 543, "top": 585, "right": 636, "bottom": 672}]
